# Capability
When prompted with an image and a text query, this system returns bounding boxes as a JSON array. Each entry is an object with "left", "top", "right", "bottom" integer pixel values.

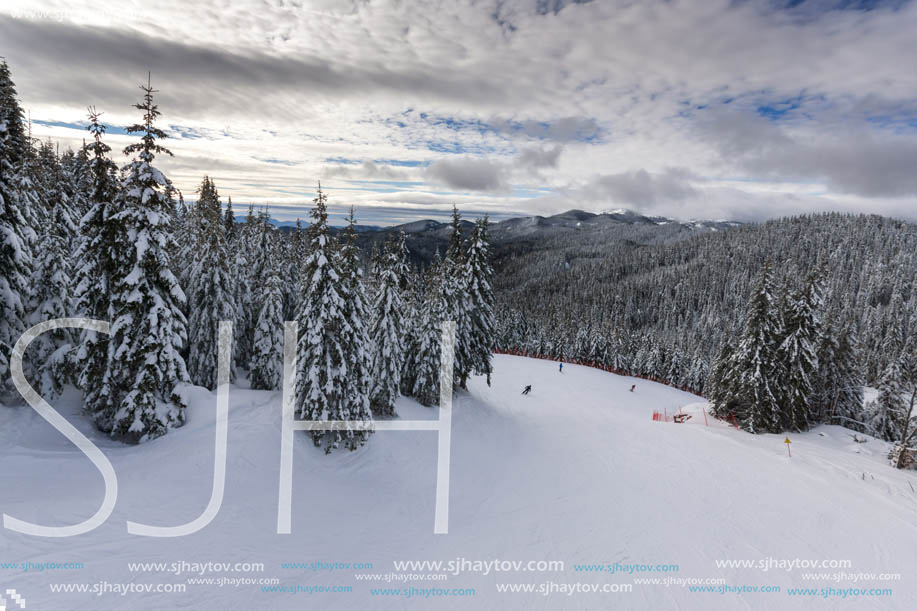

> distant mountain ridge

[
  {"left": 269, "top": 208, "right": 744, "bottom": 265},
  {"left": 270, "top": 207, "right": 740, "bottom": 238},
  {"left": 484, "top": 208, "right": 740, "bottom": 241}
]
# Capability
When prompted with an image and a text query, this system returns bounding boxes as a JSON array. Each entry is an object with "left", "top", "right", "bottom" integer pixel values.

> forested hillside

[
  {"left": 493, "top": 213, "right": 917, "bottom": 447},
  {"left": 0, "top": 62, "right": 496, "bottom": 451}
]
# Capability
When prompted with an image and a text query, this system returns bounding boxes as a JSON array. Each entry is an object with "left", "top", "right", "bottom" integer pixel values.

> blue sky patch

[
  {"left": 373, "top": 158, "right": 427, "bottom": 167},
  {"left": 33, "top": 119, "right": 130, "bottom": 136},
  {"left": 254, "top": 157, "right": 299, "bottom": 166}
]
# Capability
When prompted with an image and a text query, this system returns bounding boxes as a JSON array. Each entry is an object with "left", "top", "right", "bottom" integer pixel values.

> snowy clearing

[{"left": 2, "top": 354, "right": 916, "bottom": 609}]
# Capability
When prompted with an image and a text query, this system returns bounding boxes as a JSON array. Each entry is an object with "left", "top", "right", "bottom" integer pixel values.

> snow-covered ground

[{"left": 2, "top": 355, "right": 916, "bottom": 609}]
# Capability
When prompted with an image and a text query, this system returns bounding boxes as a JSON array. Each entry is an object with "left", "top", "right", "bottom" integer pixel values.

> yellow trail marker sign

[{"left": 785, "top": 436, "right": 792, "bottom": 458}]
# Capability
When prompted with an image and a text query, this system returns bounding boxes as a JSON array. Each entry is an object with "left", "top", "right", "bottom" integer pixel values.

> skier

[
  {"left": 559, "top": 362, "right": 563, "bottom": 373},
  {"left": 630, "top": 384, "right": 636, "bottom": 392},
  {"left": 522, "top": 385, "right": 532, "bottom": 395}
]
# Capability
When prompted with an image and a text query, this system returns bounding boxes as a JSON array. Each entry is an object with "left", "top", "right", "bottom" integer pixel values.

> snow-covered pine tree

[
  {"left": 707, "top": 342, "right": 735, "bottom": 416},
  {"left": 103, "top": 76, "right": 189, "bottom": 441},
  {"left": 186, "top": 176, "right": 236, "bottom": 390},
  {"left": 722, "top": 262, "right": 783, "bottom": 433},
  {"left": 173, "top": 190, "right": 199, "bottom": 301},
  {"left": 869, "top": 357, "right": 905, "bottom": 442},
  {"left": 339, "top": 208, "right": 373, "bottom": 422},
  {"left": 249, "top": 208, "right": 278, "bottom": 351},
  {"left": 0, "top": 60, "right": 35, "bottom": 398},
  {"left": 229, "top": 206, "right": 252, "bottom": 370},
  {"left": 776, "top": 273, "right": 823, "bottom": 431},
  {"left": 295, "top": 188, "right": 372, "bottom": 452},
  {"left": 411, "top": 253, "right": 445, "bottom": 407},
  {"left": 687, "top": 347, "right": 709, "bottom": 395},
  {"left": 399, "top": 264, "right": 421, "bottom": 397},
  {"left": 341, "top": 206, "right": 372, "bottom": 413},
  {"left": 465, "top": 216, "right": 495, "bottom": 385},
  {"left": 32, "top": 139, "right": 55, "bottom": 225},
  {"left": 646, "top": 343, "right": 666, "bottom": 381},
  {"left": 834, "top": 324, "right": 866, "bottom": 424},
  {"left": 368, "top": 233, "right": 405, "bottom": 417},
  {"left": 11, "top": 123, "right": 42, "bottom": 234},
  {"left": 249, "top": 239, "right": 284, "bottom": 391},
  {"left": 888, "top": 344, "right": 917, "bottom": 469},
  {"left": 813, "top": 314, "right": 865, "bottom": 428},
  {"left": 666, "top": 346, "right": 686, "bottom": 388},
  {"left": 27, "top": 144, "right": 78, "bottom": 396},
  {"left": 393, "top": 230, "right": 411, "bottom": 291},
  {"left": 364, "top": 242, "right": 381, "bottom": 299},
  {"left": 223, "top": 195, "right": 235, "bottom": 240},
  {"left": 34, "top": 140, "right": 79, "bottom": 232},
  {"left": 233, "top": 205, "right": 268, "bottom": 369},
  {"left": 60, "top": 145, "right": 92, "bottom": 220},
  {"left": 74, "top": 107, "right": 119, "bottom": 422},
  {"left": 812, "top": 313, "right": 842, "bottom": 423},
  {"left": 444, "top": 206, "right": 473, "bottom": 388},
  {"left": 282, "top": 218, "right": 309, "bottom": 321}
]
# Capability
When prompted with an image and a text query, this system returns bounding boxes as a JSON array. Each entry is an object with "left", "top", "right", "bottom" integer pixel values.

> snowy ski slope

[{"left": 1, "top": 355, "right": 915, "bottom": 609}]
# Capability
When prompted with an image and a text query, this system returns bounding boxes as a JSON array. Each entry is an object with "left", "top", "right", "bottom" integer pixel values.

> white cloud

[
  {"left": 5, "top": 0, "right": 917, "bottom": 223},
  {"left": 425, "top": 157, "right": 509, "bottom": 192}
]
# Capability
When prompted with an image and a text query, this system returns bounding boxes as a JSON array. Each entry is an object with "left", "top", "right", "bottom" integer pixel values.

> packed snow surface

[{"left": 1, "top": 355, "right": 915, "bottom": 609}]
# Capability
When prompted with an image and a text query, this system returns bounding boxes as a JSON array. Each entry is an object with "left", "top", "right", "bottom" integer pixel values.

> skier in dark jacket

[
  {"left": 559, "top": 362, "right": 563, "bottom": 373},
  {"left": 522, "top": 385, "right": 532, "bottom": 395},
  {"left": 630, "top": 384, "right": 636, "bottom": 392}
]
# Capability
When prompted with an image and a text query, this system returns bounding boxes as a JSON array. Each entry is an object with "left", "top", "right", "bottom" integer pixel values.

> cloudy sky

[{"left": 3, "top": 0, "right": 917, "bottom": 224}]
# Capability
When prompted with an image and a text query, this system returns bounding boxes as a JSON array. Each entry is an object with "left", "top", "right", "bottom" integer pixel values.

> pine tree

[
  {"left": 444, "top": 206, "right": 473, "bottom": 388},
  {"left": 870, "top": 358, "right": 905, "bottom": 442},
  {"left": 777, "top": 273, "right": 823, "bottom": 431},
  {"left": 667, "top": 346, "right": 686, "bottom": 388},
  {"left": 834, "top": 324, "right": 866, "bottom": 426},
  {"left": 27, "top": 149, "right": 78, "bottom": 396},
  {"left": 247, "top": 209, "right": 276, "bottom": 349},
  {"left": 173, "top": 192, "right": 199, "bottom": 300},
  {"left": 399, "top": 265, "right": 422, "bottom": 397},
  {"left": 249, "top": 239, "right": 284, "bottom": 391},
  {"left": 687, "top": 347, "right": 709, "bottom": 395},
  {"left": 34, "top": 139, "right": 79, "bottom": 233},
  {"left": 814, "top": 316, "right": 865, "bottom": 428},
  {"left": 229, "top": 207, "right": 252, "bottom": 370},
  {"left": 282, "top": 218, "right": 308, "bottom": 321},
  {"left": 393, "top": 230, "right": 411, "bottom": 291},
  {"left": 186, "top": 176, "right": 236, "bottom": 390},
  {"left": 722, "top": 262, "right": 783, "bottom": 433},
  {"left": 223, "top": 195, "right": 235, "bottom": 240},
  {"left": 294, "top": 188, "right": 372, "bottom": 452},
  {"left": 465, "top": 216, "right": 496, "bottom": 385},
  {"left": 811, "top": 313, "right": 840, "bottom": 423},
  {"left": 888, "top": 346, "right": 917, "bottom": 469},
  {"left": 11, "top": 124, "right": 42, "bottom": 233},
  {"left": 368, "top": 234, "right": 405, "bottom": 417},
  {"left": 103, "top": 76, "right": 189, "bottom": 441},
  {"left": 232, "top": 205, "right": 265, "bottom": 369},
  {"left": 339, "top": 208, "right": 373, "bottom": 423},
  {"left": 74, "top": 107, "right": 119, "bottom": 420},
  {"left": 411, "top": 254, "right": 445, "bottom": 406},
  {"left": 0, "top": 60, "right": 35, "bottom": 398},
  {"left": 60, "top": 145, "right": 92, "bottom": 220}
]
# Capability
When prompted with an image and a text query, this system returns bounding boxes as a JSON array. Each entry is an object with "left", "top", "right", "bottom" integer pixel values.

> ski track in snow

[{"left": 1, "top": 355, "right": 916, "bottom": 610}]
